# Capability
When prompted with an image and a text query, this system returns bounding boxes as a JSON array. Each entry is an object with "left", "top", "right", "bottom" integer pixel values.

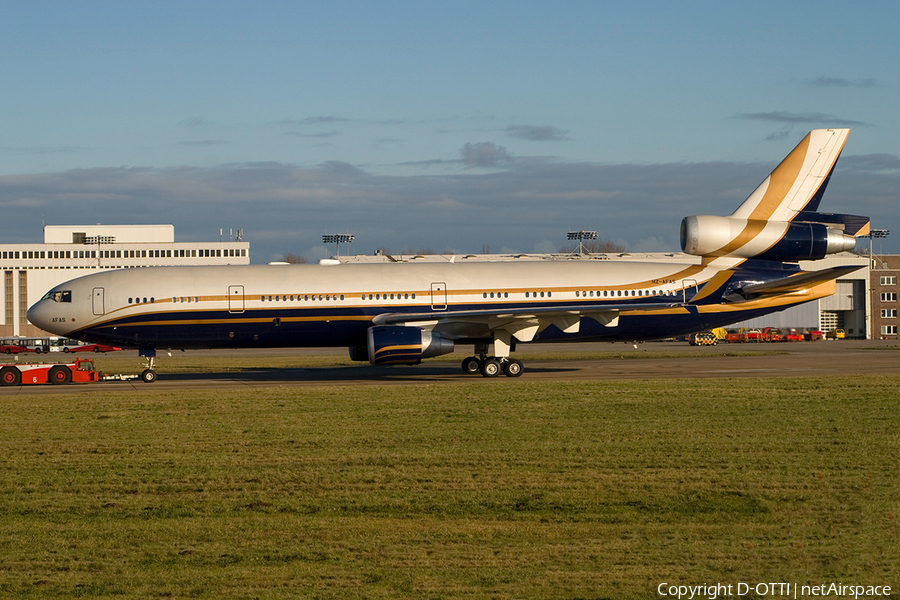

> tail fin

[
  {"left": 680, "top": 129, "right": 865, "bottom": 261},
  {"left": 730, "top": 128, "right": 849, "bottom": 222}
]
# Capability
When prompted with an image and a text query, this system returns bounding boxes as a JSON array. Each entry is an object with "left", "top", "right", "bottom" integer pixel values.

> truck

[{"left": 0, "top": 358, "right": 102, "bottom": 386}]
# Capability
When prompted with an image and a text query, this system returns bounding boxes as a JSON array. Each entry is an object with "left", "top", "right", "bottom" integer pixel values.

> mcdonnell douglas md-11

[{"left": 28, "top": 129, "right": 868, "bottom": 382}]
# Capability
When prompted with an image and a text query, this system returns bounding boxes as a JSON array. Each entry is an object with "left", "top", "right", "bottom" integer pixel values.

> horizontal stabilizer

[
  {"left": 732, "top": 265, "right": 864, "bottom": 298},
  {"left": 793, "top": 212, "right": 871, "bottom": 237}
]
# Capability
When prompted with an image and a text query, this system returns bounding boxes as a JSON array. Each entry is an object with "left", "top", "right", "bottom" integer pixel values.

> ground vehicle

[
  {"left": 20, "top": 338, "right": 51, "bottom": 354},
  {"left": 745, "top": 329, "right": 763, "bottom": 342},
  {"left": 0, "top": 358, "right": 101, "bottom": 386},
  {"left": 763, "top": 327, "right": 782, "bottom": 342},
  {"left": 826, "top": 328, "right": 846, "bottom": 340},
  {"left": 689, "top": 332, "right": 718, "bottom": 346},
  {"left": 0, "top": 339, "right": 36, "bottom": 354},
  {"left": 66, "top": 344, "right": 122, "bottom": 353}
]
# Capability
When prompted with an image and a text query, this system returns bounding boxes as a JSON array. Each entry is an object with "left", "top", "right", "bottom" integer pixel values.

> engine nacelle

[
  {"left": 680, "top": 215, "right": 856, "bottom": 261},
  {"left": 365, "top": 325, "right": 454, "bottom": 366}
]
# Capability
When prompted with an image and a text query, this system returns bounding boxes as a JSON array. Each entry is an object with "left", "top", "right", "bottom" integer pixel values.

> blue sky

[{"left": 1, "top": 1, "right": 898, "bottom": 261}]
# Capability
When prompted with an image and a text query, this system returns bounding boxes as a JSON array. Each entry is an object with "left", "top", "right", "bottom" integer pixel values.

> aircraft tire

[
  {"left": 480, "top": 358, "right": 501, "bottom": 377},
  {"left": 503, "top": 359, "right": 524, "bottom": 377},
  {"left": 1, "top": 366, "right": 21, "bottom": 386},
  {"left": 49, "top": 365, "right": 72, "bottom": 385},
  {"left": 141, "top": 369, "right": 158, "bottom": 383},
  {"left": 461, "top": 356, "right": 481, "bottom": 375}
]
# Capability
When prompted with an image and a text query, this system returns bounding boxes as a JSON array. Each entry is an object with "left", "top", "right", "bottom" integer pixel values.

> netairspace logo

[{"left": 657, "top": 582, "right": 893, "bottom": 599}]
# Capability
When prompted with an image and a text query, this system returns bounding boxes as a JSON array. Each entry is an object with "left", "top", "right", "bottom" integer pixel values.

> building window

[
  {"left": 881, "top": 292, "right": 897, "bottom": 302},
  {"left": 881, "top": 275, "right": 897, "bottom": 285},
  {"left": 881, "top": 309, "right": 897, "bottom": 318},
  {"left": 881, "top": 325, "right": 897, "bottom": 336}
]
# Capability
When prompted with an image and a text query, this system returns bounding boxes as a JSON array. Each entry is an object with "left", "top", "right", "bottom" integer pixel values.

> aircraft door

[
  {"left": 682, "top": 279, "right": 698, "bottom": 303},
  {"left": 92, "top": 287, "right": 105, "bottom": 316},
  {"left": 430, "top": 282, "right": 447, "bottom": 311},
  {"left": 228, "top": 285, "right": 245, "bottom": 314}
]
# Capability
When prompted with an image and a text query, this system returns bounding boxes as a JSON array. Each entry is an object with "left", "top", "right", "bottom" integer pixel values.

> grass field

[{"left": 1, "top": 374, "right": 897, "bottom": 598}]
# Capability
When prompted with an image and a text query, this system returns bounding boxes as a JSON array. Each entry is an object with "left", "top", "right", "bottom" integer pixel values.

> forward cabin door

[
  {"left": 92, "top": 287, "right": 105, "bottom": 316},
  {"left": 430, "top": 282, "right": 447, "bottom": 311},
  {"left": 228, "top": 285, "right": 245, "bottom": 314}
]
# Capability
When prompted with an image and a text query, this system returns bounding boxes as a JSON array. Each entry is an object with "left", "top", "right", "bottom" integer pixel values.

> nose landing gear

[{"left": 139, "top": 348, "right": 158, "bottom": 383}]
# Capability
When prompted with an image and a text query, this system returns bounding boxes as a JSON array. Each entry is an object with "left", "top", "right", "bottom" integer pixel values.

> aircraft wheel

[
  {"left": 480, "top": 358, "right": 501, "bottom": 378},
  {"left": 49, "top": 365, "right": 72, "bottom": 385},
  {"left": 503, "top": 359, "right": 524, "bottom": 377},
  {"left": 0, "top": 366, "right": 21, "bottom": 386},
  {"left": 461, "top": 356, "right": 482, "bottom": 375},
  {"left": 141, "top": 369, "right": 158, "bottom": 383}
]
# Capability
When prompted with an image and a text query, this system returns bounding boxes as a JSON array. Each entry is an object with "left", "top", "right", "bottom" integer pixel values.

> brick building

[{"left": 871, "top": 255, "right": 900, "bottom": 340}]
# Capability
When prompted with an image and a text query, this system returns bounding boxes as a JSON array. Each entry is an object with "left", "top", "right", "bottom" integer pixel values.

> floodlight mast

[
  {"left": 859, "top": 229, "right": 890, "bottom": 269},
  {"left": 566, "top": 230, "right": 598, "bottom": 255},
  {"left": 322, "top": 233, "right": 355, "bottom": 257}
]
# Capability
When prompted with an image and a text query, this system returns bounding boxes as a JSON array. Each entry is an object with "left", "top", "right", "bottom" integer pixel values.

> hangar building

[{"left": 2, "top": 225, "right": 249, "bottom": 337}]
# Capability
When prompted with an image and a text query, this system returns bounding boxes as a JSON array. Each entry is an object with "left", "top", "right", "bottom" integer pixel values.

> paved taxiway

[{"left": 2, "top": 339, "right": 898, "bottom": 394}]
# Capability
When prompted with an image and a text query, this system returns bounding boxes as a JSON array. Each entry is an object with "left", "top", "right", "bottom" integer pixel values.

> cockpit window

[{"left": 42, "top": 290, "right": 72, "bottom": 303}]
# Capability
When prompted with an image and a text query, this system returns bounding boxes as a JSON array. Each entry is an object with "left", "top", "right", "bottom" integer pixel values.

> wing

[{"left": 372, "top": 301, "right": 683, "bottom": 342}]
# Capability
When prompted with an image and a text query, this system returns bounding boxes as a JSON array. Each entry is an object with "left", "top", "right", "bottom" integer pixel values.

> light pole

[
  {"left": 567, "top": 230, "right": 598, "bottom": 255},
  {"left": 322, "top": 233, "right": 355, "bottom": 258},
  {"left": 859, "top": 229, "right": 890, "bottom": 269}
]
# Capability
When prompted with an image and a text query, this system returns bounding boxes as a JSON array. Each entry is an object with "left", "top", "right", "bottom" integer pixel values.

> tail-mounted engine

[
  {"left": 680, "top": 214, "right": 861, "bottom": 261},
  {"left": 356, "top": 325, "right": 455, "bottom": 365}
]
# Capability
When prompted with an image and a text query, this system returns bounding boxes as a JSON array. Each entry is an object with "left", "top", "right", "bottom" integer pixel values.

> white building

[{"left": 3, "top": 225, "right": 249, "bottom": 337}]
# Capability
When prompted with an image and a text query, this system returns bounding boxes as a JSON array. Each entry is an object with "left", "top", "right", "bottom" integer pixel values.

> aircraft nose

[{"left": 27, "top": 299, "right": 58, "bottom": 333}]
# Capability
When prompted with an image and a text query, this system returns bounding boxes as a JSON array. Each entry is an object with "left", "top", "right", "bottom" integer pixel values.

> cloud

[
  {"left": 734, "top": 112, "right": 874, "bottom": 128},
  {"left": 285, "top": 130, "right": 340, "bottom": 139},
  {"left": 176, "top": 140, "right": 231, "bottom": 147},
  {"left": 505, "top": 125, "right": 568, "bottom": 141},
  {"left": 459, "top": 142, "right": 513, "bottom": 168},
  {"left": 294, "top": 116, "right": 354, "bottom": 125},
  {"left": 2, "top": 150, "right": 897, "bottom": 263},
  {"left": 182, "top": 117, "right": 208, "bottom": 127},
  {"left": 808, "top": 77, "right": 879, "bottom": 88},
  {"left": 840, "top": 154, "right": 900, "bottom": 172}
]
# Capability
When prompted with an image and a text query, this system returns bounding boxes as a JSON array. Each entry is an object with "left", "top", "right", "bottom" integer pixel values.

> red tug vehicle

[{"left": 0, "top": 358, "right": 102, "bottom": 386}]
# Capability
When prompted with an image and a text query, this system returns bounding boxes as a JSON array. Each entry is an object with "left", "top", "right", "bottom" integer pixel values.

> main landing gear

[{"left": 460, "top": 336, "right": 524, "bottom": 378}]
